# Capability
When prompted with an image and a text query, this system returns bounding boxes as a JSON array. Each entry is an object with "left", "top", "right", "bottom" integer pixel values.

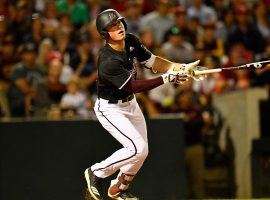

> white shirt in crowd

[{"left": 60, "top": 92, "right": 88, "bottom": 117}]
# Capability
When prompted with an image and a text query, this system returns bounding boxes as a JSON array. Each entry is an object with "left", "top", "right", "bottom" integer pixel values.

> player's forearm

[
  {"left": 151, "top": 56, "right": 174, "bottom": 73},
  {"left": 122, "top": 77, "right": 163, "bottom": 93}
]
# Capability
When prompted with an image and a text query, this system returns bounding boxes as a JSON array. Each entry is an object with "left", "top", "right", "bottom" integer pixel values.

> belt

[{"left": 107, "top": 94, "right": 134, "bottom": 104}]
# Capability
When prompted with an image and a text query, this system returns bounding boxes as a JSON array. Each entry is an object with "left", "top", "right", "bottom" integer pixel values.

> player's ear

[{"left": 101, "top": 30, "right": 110, "bottom": 40}]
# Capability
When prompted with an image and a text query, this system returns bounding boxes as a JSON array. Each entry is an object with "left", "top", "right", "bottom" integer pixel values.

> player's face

[{"left": 107, "top": 20, "right": 126, "bottom": 41}]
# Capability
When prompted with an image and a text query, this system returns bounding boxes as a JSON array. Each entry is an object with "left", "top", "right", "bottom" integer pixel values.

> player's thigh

[
  {"left": 127, "top": 101, "right": 147, "bottom": 142},
  {"left": 95, "top": 108, "right": 145, "bottom": 148}
]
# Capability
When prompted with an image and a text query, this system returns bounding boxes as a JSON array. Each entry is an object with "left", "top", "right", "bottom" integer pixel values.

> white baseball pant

[{"left": 91, "top": 97, "right": 148, "bottom": 178}]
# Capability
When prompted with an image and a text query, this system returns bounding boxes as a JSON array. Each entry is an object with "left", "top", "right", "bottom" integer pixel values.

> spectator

[
  {"left": 186, "top": 16, "right": 204, "bottom": 45},
  {"left": 34, "top": 0, "right": 46, "bottom": 13},
  {"left": 139, "top": 0, "right": 174, "bottom": 45},
  {"left": 0, "top": 32, "right": 20, "bottom": 66},
  {"left": 161, "top": 26, "right": 194, "bottom": 63},
  {"left": 58, "top": 13, "right": 74, "bottom": 35},
  {"left": 0, "top": 60, "right": 16, "bottom": 117},
  {"left": 124, "top": 0, "right": 144, "bottom": 36},
  {"left": 107, "top": 0, "right": 128, "bottom": 13},
  {"left": 36, "top": 38, "right": 54, "bottom": 72},
  {"left": 228, "top": 0, "right": 252, "bottom": 10},
  {"left": 139, "top": 28, "right": 158, "bottom": 53},
  {"left": 107, "top": 0, "right": 154, "bottom": 14},
  {"left": 54, "top": 29, "right": 74, "bottom": 67},
  {"left": 253, "top": 1, "right": 270, "bottom": 42},
  {"left": 56, "top": 0, "right": 89, "bottom": 28},
  {"left": 42, "top": 19, "right": 58, "bottom": 41},
  {"left": 8, "top": 42, "right": 44, "bottom": 117},
  {"left": 60, "top": 76, "right": 90, "bottom": 117},
  {"left": 187, "top": 0, "right": 217, "bottom": 25},
  {"left": 215, "top": 8, "right": 236, "bottom": 43},
  {"left": 69, "top": 35, "right": 97, "bottom": 94},
  {"left": 0, "top": 35, "right": 19, "bottom": 116},
  {"left": 34, "top": 59, "right": 66, "bottom": 116},
  {"left": 0, "top": 15, "right": 7, "bottom": 44},
  {"left": 0, "top": 88, "right": 9, "bottom": 117},
  {"left": 23, "top": 13, "right": 44, "bottom": 45},
  {"left": 177, "top": 0, "right": 193, "bottom": 8},
  {"left": 227, "top": 4, "right": 265, "bottom": 53},
  {"left": 42, "top": 1, "right": 59, "bottom": 31},
  {"left": 164, "top": 5, "right": 192, "bottom": 43},
  {"left": 0, "top": 0, "right": 9, "bottom": 16},
  {"left": 8, "top": 1, "right": 31, "bottom": 45},
  {"left": 86, "top": 0, "right": 110, "bottom": 21},
  {"left": 197, "top": 20, "right": 225, "bottom": 59},
  {"left": 86, "top": 20, "right": 104, "bottom": 61},
  {"left": 222, "top": 43, "right": 253, "bottom": 92},
  {"left": 209, "top": 0, "right": 227, "bottom": 21}
]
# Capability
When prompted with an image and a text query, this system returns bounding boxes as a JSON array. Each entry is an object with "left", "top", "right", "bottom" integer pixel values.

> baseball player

[{"left": 84, "top": 9, "right": 204, "bottom": 200}]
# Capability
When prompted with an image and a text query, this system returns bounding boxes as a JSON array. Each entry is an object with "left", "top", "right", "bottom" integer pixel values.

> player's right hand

[{"left": 182, "top": 60, "right": 207, "bottom": 81}]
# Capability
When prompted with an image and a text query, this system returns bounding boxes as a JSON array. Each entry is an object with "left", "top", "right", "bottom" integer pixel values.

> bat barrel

[{"left": 192, "top": 68, "right": 222, "bottom": 76}]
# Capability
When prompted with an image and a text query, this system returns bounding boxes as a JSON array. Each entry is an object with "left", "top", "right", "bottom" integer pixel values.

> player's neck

[{"left": 108, "top": 40, "right": 125, "bottom": 52}]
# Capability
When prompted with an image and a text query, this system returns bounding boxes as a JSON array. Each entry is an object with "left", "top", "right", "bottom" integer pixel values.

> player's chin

[{"left": 115, "top": 34, "right": 126, "bottom": 41}]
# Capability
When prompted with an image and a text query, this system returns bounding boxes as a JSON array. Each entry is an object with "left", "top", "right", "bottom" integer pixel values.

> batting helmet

[{"left": 96, "top": 9, "right": 127, "bottom": 40}]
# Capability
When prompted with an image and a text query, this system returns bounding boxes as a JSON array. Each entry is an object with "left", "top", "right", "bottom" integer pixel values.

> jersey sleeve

[
  {"left": 100, "top": 58, "right": 132, "bottom": 89},
  {"left": 127, "top": 33, "right": 152, "bottom": 63}
]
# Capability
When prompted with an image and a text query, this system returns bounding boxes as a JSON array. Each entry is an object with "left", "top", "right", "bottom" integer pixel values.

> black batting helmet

[{"left": 96, "top": 9, "right": 127, "bottom": 40}]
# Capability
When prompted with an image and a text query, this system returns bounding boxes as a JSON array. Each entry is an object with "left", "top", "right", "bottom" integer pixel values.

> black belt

[{"left": 107, "top": 94, "right": 134, "bottom": 104}]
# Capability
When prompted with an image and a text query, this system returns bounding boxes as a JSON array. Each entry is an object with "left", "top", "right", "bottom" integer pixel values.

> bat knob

[{"left": 253, "top": 63, "right": 262, "bottom": 68}]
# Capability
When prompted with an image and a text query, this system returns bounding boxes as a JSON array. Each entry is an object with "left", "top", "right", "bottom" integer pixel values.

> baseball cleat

[
  {"left": 84, "top": 168, "right": 103, "bottom": 200},
  {"left": 108, "top": 189, "right": 139, "bottom": 200}
]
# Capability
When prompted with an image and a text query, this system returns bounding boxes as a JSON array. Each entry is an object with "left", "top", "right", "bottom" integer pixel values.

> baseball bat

[{"left": 192, "top": 60, "right": 270, "bottom": 76}]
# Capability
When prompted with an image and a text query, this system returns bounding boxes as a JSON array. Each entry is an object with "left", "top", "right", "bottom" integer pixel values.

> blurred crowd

[{"left": 0, "top": 0, "right": 270, "bottom": 120}]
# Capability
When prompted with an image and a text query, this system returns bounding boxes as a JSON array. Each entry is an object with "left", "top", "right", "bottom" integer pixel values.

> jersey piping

[
  {"left": 119, "top": 73, "right": 132, "bottom": 89},
  {"left": 93, "top": 101, "right": 138, "bottom": 172}
]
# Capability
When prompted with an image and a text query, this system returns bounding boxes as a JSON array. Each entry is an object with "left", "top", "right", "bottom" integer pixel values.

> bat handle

[{"left": 192, "top": 68, "right": 222, "bottom": 76}]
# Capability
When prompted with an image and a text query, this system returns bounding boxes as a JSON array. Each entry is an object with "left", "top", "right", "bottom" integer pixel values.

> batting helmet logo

[{"left": 108, "top": 12, "right": 116, "bottom": 21}]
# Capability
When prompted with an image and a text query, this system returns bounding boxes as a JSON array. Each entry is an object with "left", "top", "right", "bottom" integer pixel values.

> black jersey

[{"left": 97, "top": 33, "right": 152, "bottom": 100}]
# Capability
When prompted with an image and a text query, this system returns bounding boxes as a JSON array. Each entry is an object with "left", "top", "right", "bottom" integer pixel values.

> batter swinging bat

[{"left": 192, "top": 60, "right": 270, "bottom": 76}]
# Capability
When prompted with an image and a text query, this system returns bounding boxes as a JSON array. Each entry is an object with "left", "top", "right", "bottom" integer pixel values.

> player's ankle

[{"left": 108, "top": 172, "right": 135, "bottom": 196}]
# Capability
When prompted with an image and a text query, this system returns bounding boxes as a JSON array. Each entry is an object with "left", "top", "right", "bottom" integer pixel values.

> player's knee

[{"left": 136, "top": 143, "right": 148, "bottom": 160}]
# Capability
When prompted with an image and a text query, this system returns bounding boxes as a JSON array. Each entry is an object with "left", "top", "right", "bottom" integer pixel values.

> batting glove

[
  {"left": 161, "top": 71, "right": 188, "bottom": 84},
  {"left": 183, "top": 60, "right": 207, "bottom": 81},
  {"left": 169, "top": 60, "right": 207, "bottom": 81}
]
